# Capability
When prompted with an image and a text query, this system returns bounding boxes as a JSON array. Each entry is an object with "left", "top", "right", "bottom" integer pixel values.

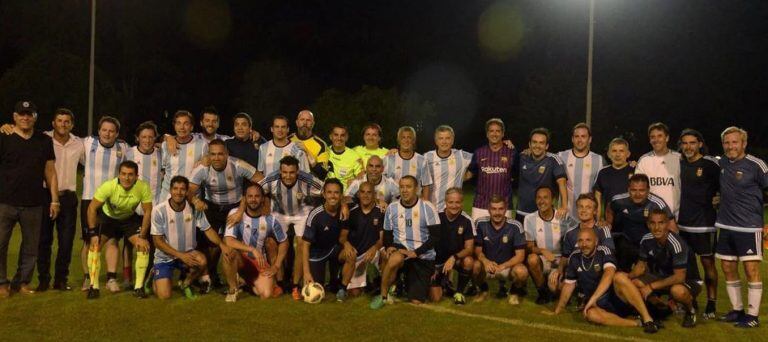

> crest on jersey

[
  {"left": 449, "top": 159, "right": 455, "bottom": 165},
  {"left": 593, "top": 264, "right": 601, "bottom": 272},
  {"left": 501, "top": 156, "right": 508, "bottom": 163},
  {"left": 245, "top": 224, "right": 251, "bottom": 229},
  {"left": 259, "top": 222, "right": 267, "bottom": 231},
  {"left": 696, "top": 167, "right": 703, "bottom": 177},
  {"left": 502, "top": 234, "right": 509, "bottom": 243},
  {"left": 538, "top": 166, "right": 546, "bottom": 174},
  {"left": 152, "top": 159, "right": 157, "bottom": 166},
  {"left": 643, "top": 208, "right": 649, "bottom": 217},
  {"left": 297, "top": 192, "right": 304, "bottom": 200},
  {"left": 373, "top": 218, "right": 379, "bottom": 226},
  {"left": 227, "top": 176, "right": 233, "bottom": 182},
  {"left": 185, "top": 215, "right": 192, "bottom": 222},
  {"left": 187, "top": 149, "right": 193, "bottom": 157},
  {"left": 735, "top": 171, "right": 743, "bottom": 180},
  {"left": 584, "top": 163, "right": 591, "bottom": 168},
  {"left": 169, "top": 218, "right": 175, "bottom": 224},
  {"left": 457, "top": 226, "right": 464, "bottom": 235},
  {"left": 116, "top": 150, "right": 123, "bottom": 158},
  {"left": 396, "top": 165, "right": 401, "bottom": 170}
]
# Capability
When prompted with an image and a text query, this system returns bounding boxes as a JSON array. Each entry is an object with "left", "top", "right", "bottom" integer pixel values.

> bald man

[{"left": 289, "top": 110, "right": 330, "bottom": 179}]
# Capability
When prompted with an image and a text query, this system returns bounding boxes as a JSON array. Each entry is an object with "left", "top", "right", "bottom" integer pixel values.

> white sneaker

[
  {"left": 106, "top": 279, "right": 121, "bottom": 293},
  {"left": 225, "top": 290, "right": 238, "bottom": 303},
  {"left": 507, "top": 294, "right": 520, "bottom": 305}
]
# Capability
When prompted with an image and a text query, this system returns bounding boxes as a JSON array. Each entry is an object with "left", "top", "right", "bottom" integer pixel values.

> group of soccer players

[{"left": 0, "top": 100, "right": 766, "bottom": 334}]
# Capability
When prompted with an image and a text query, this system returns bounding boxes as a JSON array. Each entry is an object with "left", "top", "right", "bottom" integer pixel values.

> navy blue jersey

[
  {"left": 436, "top": 211, "right": 474, "bottom": 264},
  {"left": 303, "top": 206, "right": 346, "bottom": 260},
  {"left": 517, "top": 153, "right": 567, "bottom": 216},
  {"left": 609, "top": 192, "right": 673, "bottom": 245},
  {"left": 564, "top": 246, "right": 617, "bottom": 298},
  {"left": 561, "top": 225, "right": 615, "bottom": 258},
  {"left": 678, "top": 156, "right": 719, "bottom": 232},
  {"left": 593, "top": 164, "right": 635, "bottom": 211},
  {"left": 474, "top": 218, "right": 526, "bottom": 264},
  {"left": 716, "top": 154, "right": 768, "bottom": 232},
  {"left": 343, "top": 205, "right": 383, "bottom": 255},
  {"left": 226, "top": 136, "right": 266, "bottom": 169},
  {"left": 638, "top": 232, "right": 700, "bottom": 281}
]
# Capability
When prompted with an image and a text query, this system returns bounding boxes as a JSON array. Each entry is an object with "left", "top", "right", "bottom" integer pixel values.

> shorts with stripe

[{"left": 715, "top": 229, "right": 763, "bottom": 262}]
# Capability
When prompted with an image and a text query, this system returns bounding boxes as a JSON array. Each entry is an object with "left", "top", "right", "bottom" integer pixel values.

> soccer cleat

[
  {"left": 87, "top": 287, "right": 100, "bottom": 300},
  {"left": 182, "top": 285, "right": 198, "bottom": 300},
  {"left": 133, "top": 288, "right": 147, "bottom": 299},
  {"left": 682, "top": 310, "right": 697, "bottom": 328},
  {"left": 106, "top": 279, "right": 121, "bottom": 293},
  {"left": 199, "top": 281, "right": 212, "bottom": 295},
  {"left": 271, "top": 285, "right": 284, "bottom": 298},
  {"left": 453, "top": 293, "right": 466, "bottom": 305},
  {"left": 81, "top": 278, "right": 90, "bottom": 292},
  {"left": 507, "top": 294, "right": 520, "bottom": 305},
  {"left": 703, "top": 301, "right": 716, "bottom": 320},
  {"left": 225, "top": 289, "right": 238, "bottom": 303},
  {"left": 370, "top": 295, "right": 385, "bottom": 310},
  {"left": 718, "top": 310, "right": 745, "bottom": 323},
  {"left": 53, "top": 281, "right": 72, "bottom": 291},
  {"left": 292, "top": 287, "right": 302, "bottom": 301},
  {"left": 642, "top": 321, "right": 659, "bottom": 334},
  {"left": 336, "top": 288, "right": 347, "bottom": 302},
  {"left": 734, "top": 315, "right": 760, "bottom": 328}
]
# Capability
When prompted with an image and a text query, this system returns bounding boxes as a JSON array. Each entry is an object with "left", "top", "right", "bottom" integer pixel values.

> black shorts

[
  {"left": 715, "top": 229, "right": 764, "bottom": 262},
  {"left": 308, "top": 246, "right": 341, "bottom": 285},
  {"left": 679, "top": 231, "right": 716, "bottom": 257},
  {"left": 204, "top": 201, "right": 240, "bottom": 234},
  {"left": 97, "top": 212, "right": 142, "bottom": 240},
  {"left": 430, "top": 261, "right": 465, "bottom": 287},
  {"left": 404, "top": 258, "right": 434, "bottom": 302},
  {"left": 637, "top": 273, "right": 702, "bottom": 298},
  {"left": 613, "top": 235, "right": 640, "bottom": 272},
  {"left": 596, "top": 289, "right": 635, "bottom": 317}
]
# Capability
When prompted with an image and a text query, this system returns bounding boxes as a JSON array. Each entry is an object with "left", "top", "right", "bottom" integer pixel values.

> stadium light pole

[
  {"left": 87, "top": 0, "right": 96, "bottom": 135},
  {"left": 585, "top": 0, "right": 595, "bottom": 127}
]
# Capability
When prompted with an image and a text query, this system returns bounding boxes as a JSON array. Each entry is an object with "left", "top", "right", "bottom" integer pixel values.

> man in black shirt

[
  {"left": 339, "top": 181, "right": 383, "bottom": 299},
  {"left": 630, "top": 209, "right": 701, "bottom": 328},
  {"left": 429, "top": 188, "right": 474, "bottom": 305},
  {"left": 594, "top": 138, "right": 635, "bottom": 220},
  {"left": 226, "top": 112, "right": 266, "bottom": 171},
  {"left": 678, "top": 129, "right": 720, "bottom": 318},
  {"left": 0, "top": 101, "right": 60, "bottom": 297}
]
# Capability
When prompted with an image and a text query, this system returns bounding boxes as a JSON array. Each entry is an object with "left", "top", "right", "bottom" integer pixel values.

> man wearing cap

[{"left": 0, "top": 101, "right": 60, "bottom": 297}]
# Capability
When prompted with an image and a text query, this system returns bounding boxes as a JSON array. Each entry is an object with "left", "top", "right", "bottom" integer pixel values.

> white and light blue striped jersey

[
  {"left": 382, "top": 152, "right": 433, "bottom": 187},
  {"left": 150, "top": 200, "right": 211, "bottom": 264},
  {"left": 383, "top": 199, "right": 441, "bottom": 260},
  {"left": 259, "top": 171, "right": 323, "bottom": 216},
  {"left": 82, "top": 136, "right": 129, "bottom": 200},
  {"left": 126, "top": 146, "right": 163, "bottom": 204},
  {"left": 224, "top": 209, "right": 286, "bottom": 254},
  {"left": 192, "top": 132, "right": 231, "bottom": 143},
  {"left": 558, "top": 150, "right": 604, "bottom": 218},
  {"left": 345, "top": 175, "right": 400, "bottom": 204},
  {"left": 190, "top": 157, "right": 256, "bottom": 205},
  {"left": 424, "top": 149, "right": 472, "bottom": 211},
  {"left": 258, "top": 140, "right": 310, "bottom": 176},
  {"left": 160, "top": 135, "right": 208, "bottom": 198},
  {"left": 523, "top": 211, "right": 577, "bottom": 257}
]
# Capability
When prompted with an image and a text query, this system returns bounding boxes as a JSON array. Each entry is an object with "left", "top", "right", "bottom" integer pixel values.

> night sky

[{"left": 1, "top": 0, "right": 766, "bottom": 156}]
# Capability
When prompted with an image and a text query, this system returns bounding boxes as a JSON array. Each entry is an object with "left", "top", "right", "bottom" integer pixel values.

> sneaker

[
  {"left": 336, "top": 288, "right": 347, "bottom": 302},
  {"left": 225, "top": 289, "right": 238, "bottom": 303},
  {"left": 473, "top": 291, "right": 489, "bottom": 303},
  {"left": 642, "top": 320, "right": 659, "bottom": 334},
  {"left": 453, "top": 292, "right": 466, "bottom": 305},
  {"left": 182, "top": 285, "right": 198, "bottom": 300},
  {"left": 718, "top": 310, "right": 745, "bottom": 323},
  {"left": 735, "top": 314, "right": 760, "bottom": 328},
  {"left": 105, "top": 279, "right": 121, "bottom": 293},
  {"left": 370, "top": 295, "right": 385, "bottom": 310},
  {"left": 53, "top": 281, "right": 72, "bottom": 291},
  {"left": 199, "top": 281, "right": 212, "bottom": 295},
  {"left": 682, "top": 310, "right": 697, "bottom": 328},
  {"left": 81, "top": 278, "right": 91, "bottom": 292},
  {"left": 87, "top": 287, "right": 100, "bottom": 300},
  {"left": 18, "top": 285, "right": 36, "bottom": 295},
  {"left": 507, "top": 293, "right": 520, "bottom": 305},
  {"left": 35, "top": 282, "right": 50, "bottom": 292},
  {"left": 703, "top": 301, "right": 716, "bottom": 320},
  {"left": 133, "top": 288, "right": 147, "bottom": 299},
  {"left": 291, "top": 286, "right": 302, "bottom": 301}
]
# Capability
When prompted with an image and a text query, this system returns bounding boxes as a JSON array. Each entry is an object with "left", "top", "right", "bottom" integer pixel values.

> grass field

[{"left": 1, "top": 191, "right": 767, "bottom": 341}]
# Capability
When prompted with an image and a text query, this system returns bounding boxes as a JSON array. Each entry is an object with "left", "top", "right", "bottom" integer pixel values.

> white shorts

[
  {"left": 486, "top": 267, "right": 511, "bottom": 280},
  {"left": 537, "top": 255, "right": 555, "bottom": 274},
  {"left": 273, "top": 213, "right": 308, "bottom": 237},
  {"left": 471, "top": 208, "right": 513, "bottom": 234},
  {"left": 347, "top": 251, "right": 381, "bottom": 290}
]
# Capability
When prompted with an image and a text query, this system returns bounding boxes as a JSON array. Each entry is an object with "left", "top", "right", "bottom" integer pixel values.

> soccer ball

[{"left": 302, "top": 283, "right": 325, "bottom": 304}]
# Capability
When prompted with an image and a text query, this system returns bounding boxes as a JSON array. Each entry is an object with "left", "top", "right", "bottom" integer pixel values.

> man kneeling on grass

[
  {"left": 544, "top": 229, "right": 659, "bottom": 334},
  {"left": 151, "top": 176, "right": 234, "bottom": 299},
  {"left": 222, "top": 183, "right": 289, "bottom": 302}
]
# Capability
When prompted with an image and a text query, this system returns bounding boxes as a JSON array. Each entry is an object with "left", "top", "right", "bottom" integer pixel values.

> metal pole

[
  {"left": 585, "top": 0, "right": 595, "bottom": 127},
  {"left": 87, "top": 0, "right": 96, "bottom": 135}
]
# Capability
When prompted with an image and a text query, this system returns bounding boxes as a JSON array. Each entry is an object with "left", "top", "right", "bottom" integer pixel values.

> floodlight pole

[
  {"left": 87, "top": 0, "right": 96, "bottom": 135},
  {"left": 585, "top": 0, "right": 595, "bottom": 127}
]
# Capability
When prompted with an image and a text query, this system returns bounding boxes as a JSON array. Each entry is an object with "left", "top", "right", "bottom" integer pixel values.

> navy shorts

[
  {"left": 680, "top": 231, "right": 716, "bottom": 257},
  {"left": 715, "top": 229, "right": 763, "bottom": 262},
  {"left": 596, "top": 290, "right": 635, "bottom": 317},
  {"left": 153, "top": 259, "right": 186, "bottom": 280}
]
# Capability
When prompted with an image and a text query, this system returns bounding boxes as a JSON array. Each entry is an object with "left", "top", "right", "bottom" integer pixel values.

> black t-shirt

[
  {"left": 678, "top": 156, "right": 719, "bottom": 229},
  {"left": 226, "top": 137, "right": 266, "bottom": 170},
  {"left": 593, "top": 164, "right": 635, "bottom": 210},
  {"left": 436, "top": 211, "right": 474, "bottom": 264},
  {"left": 344, "top": 205, "right": 383, "bottom": 255},
  {"left": 303, "top": 206, "right": 347, "bottom": 259},
  {"left": 0, "top": 131, "right": 55, "bottom": 206}
]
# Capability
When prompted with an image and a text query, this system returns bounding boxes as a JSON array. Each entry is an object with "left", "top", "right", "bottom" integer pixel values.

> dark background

[{"left": 1, "top": 0, "right": 766, "bottom": 157}]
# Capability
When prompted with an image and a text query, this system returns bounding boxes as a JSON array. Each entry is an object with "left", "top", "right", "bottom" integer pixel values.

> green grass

[{"left": 1, "top": 189, "right": 767, "bottom": 341}]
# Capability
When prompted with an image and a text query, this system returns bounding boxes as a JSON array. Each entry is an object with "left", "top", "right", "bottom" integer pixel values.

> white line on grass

[{"left": 415, "top": 304, "right": 655, "bottom": 342}]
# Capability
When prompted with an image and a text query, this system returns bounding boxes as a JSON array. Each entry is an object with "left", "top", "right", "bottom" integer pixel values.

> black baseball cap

[{"left": 14, "top": 100, "right": 38, "bottom": 115}]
